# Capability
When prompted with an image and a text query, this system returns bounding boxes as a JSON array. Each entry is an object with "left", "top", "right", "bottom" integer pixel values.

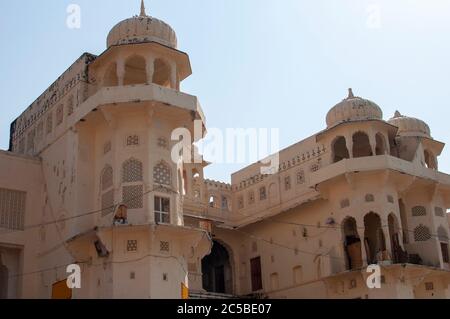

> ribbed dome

[
  {"left": 326, "top": 89, "right": 383, "bottom": 128},
  {"left": 388, "top": 111, "right": 431, "bottom": 138},
  {"left": 107, "top": 2, "right": 177, "bottom": 49}
]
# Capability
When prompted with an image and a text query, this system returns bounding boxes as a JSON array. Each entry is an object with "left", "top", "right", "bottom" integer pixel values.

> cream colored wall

[
  {"left": 207, "top": 144, "right": 450, "bottom": 298},
  {"left": 0, "top": 151, "right": 44, "bottom": 298}
]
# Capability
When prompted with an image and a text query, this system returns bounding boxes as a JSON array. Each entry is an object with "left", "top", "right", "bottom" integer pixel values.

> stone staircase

[
  {"left": 189, "top": 291, "right": 266, "bottom": 300},
  {"left": 188, "top": 291, "right": 239, "bottom": 299}
]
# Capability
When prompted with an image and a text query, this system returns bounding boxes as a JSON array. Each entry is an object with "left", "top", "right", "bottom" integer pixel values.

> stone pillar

[
  {"left": 345, "top": 135, "right": 354, "bottom": 158},
  {"left": 355, "top": 217, "right": 369, "bottom": 267},
  {"left": 170, "top": 61, "right": 178, "bottom": 90},
  {"left": 145, "top": 55, "right": 155, "bottom": 85},
  {"left": 369, "top": 133, "right": 377, "bottom": 156},
  {"left": 384, "top": 133, "right": 390, "bottom": 155},
  {"left": 381, "top": 222, "right": 393, "bottom": 262},
  {"left": 117, "top": 58, "right": 125, "bottom": 86}
]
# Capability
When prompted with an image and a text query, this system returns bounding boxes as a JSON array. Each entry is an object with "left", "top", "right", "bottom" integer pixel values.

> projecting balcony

[
  {"left": 74, "top": 83, "right": 205, "bottom": 126},
  {"left": 310, "top": 155, "right": 450, "bottom": 187}
]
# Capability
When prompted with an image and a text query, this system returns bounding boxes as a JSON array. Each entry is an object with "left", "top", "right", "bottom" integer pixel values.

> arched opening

[
  {"left": 352, "top": 132, "right": 373, "bottom": 158},
  {"left": 388, "top": 214, "right": 407, "bottom": 263},
  {"left": 342, "top": 217, "right": 363, "bottom": 270},
  {"left": 202, "top": 241, "right": 233, "bottom": 294},
  {"left": 209, "top": 195, "right": 217, "bottom": 208},
  {"left": 103, "top": 63, "right": 118, "bottom": 87},
  {"left": 364, "top": 212, "right": 386, "bottom": 264},
  {"left": 153, "top": 58, "right": 171, "bottom": 87},
  {"left": 375, "top": 133, "right": 387, "bottom": 155},
  {"left": 0, "top": 257, "right": 8, "bottom": 299},
  {"left": 332, "top": 136, "right": 349, "bottom": 163},
  {"left": 438, "top": 226, "right": 449, "bottom": 264},
  {"left": 424, "top": 150, "right": 437, "bottom": 170},
  {"left": 398, "top": 199, "right": 409, "bottom": 244},
  {"left": 123, "top": 55, "right": 147, "bottom": 86}
]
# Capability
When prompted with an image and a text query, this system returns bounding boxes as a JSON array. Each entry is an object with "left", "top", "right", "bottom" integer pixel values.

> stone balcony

[{"left": 310, "top": 155, "right": 450, "bottom": 188}]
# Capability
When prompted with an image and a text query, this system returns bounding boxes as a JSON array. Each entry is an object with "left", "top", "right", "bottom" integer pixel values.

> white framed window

[{"left": 154, "top": 196, "right": 170, "bottom": 224}]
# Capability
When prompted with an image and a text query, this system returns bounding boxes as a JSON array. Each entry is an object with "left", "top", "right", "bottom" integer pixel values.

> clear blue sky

[{"left": 1, "top": 0, "right": 449, "bottom": 183}]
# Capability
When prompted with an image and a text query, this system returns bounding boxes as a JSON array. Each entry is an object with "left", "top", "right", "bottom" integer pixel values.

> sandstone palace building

[{"left": 1, "top": 2, "right": 450, "bottom": 299}]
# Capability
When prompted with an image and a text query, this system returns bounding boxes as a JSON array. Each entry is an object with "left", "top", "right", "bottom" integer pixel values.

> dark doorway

[
  {"left": 202, "top": 241, "right": 232, "bottom": 294},
  {"left": 441, "top": 243, "right": 449, "bottom": 264},
  {"left": 251, "top": 257, "right": 263, "bottom": 292},
  {"left": 214, "top": 266, "right": 225, "bottom": 293},
  {"left": 343, "top": 217, "right": 363, "bottom": 270},
  {"left": 0, "top": 264, "right": 8, "bottom": 299}
]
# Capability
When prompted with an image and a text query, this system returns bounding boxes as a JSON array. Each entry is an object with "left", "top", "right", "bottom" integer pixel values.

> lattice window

[
  {"left": 365, "top": 194, "right": 375, "bottom": 202},
  {"left": 412, "top": 206, "right": 427, "bottom": 217},
  {"left": 284, "top": 176, "right": 292, "bottom": 191},
  {"left": 0, "top": 188, "right": 26, "bottom": 231},
  {"left": 160, "top": 241, "right": 170, "bottom": 252},
  {"left": 387, "top": 195, "right": 394, "bottom": 204},
  {"left": 126, "top": 135, "right": 140, "bottom": 146},
  {"left": 438, "top": 226, "right": 449, "bottom": 242},
  {"left": 340, "top": 199, "right": 350, "bottom": 209},
  {"left": 259, "top": 187, "right": 267, "bottom": 201},
  {"left": 248, "top": 191, "right": 255, "bottom": 205},
  {"left": 414, "top": 224, "right": 431, "bottom": 242},
  {"left": 297, "top": 170, "right": 305, "bottom": 185},
  {"left": 101, "top": 190, "right": 114, "bottom": 216},
  {"left": 27, "top": 129, "right": 36, "bottom": 153},
  {"left": 122, "top": 159, "right": 143, "bottom": 183},
  {"left": 103, "top": 141, "right": 111, "bottom": 155},
  {"left": 435, "top": 207, "right": 445, "bottom": 217},
  {"left": 122, "top": 185, "right": 144, "bottom": 209},
  {"left": 127, "top": 240, "right": 138, "bottom": 252},
  {"left": 46, "top": 113, "right": 53, "bottom": 134},
  {"left": 153, "top": 161, "right": 171, "bottom": 186},
  {"left": 56, "top": 104, "right": 64, "bottom": 126},
  {"left": 101, "top": 166, "right": 113, "bottom": 191},
  {"left": 157, "top": 137, "right": 168, "bottom": 148}
]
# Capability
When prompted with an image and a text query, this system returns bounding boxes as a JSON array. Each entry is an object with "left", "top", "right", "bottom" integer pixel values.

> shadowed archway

[{"left": 201, "top": 241, "right": 233, "bottom": 294}]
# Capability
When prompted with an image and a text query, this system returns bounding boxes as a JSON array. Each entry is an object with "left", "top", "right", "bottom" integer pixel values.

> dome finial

[
  {"left": 140, "top": 0, "right": 147, "bottom": 16},
  {"left": 347, "top": 88, "right": 354, "bottom": 99}
]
